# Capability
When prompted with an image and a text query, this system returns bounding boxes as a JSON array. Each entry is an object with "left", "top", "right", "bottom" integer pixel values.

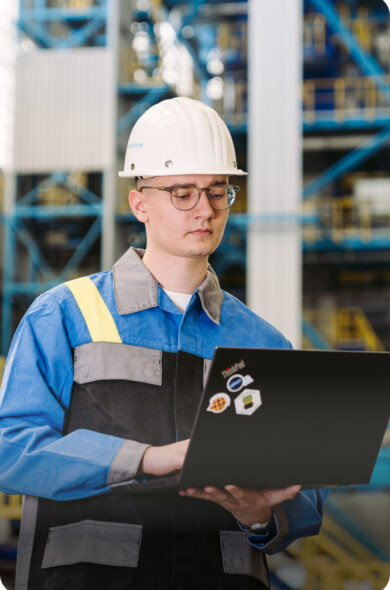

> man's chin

[{"left": 185, "top": 245, "right": 217, "bottom": 258}]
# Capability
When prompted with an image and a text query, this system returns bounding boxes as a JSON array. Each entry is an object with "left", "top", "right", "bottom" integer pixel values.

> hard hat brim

[{"left": 118, "top": 167, "right": 247, "bottom": 178}]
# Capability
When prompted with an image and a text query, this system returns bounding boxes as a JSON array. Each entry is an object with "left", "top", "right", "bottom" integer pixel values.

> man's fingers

[
  {"left": 263, "top": 485, "right": 301, "bottom": 505},
  {"left": 180, "top": 488, "right": 203, "bottom": 498},
  {"left": 179, "top": 486, "right": 231, "bottom": 505},
  {"left": 285, "top": 485, "right": 301, "bottom": 497},
  {"left": 224, "top": 485, "right": 246, "bottom": 500},
  {"left": 204, "top": 487, "right": 230, "bottom": 502}
]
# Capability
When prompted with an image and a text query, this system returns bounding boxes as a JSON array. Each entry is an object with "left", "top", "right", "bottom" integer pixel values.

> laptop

[{"left": 111, "top": 347, "right": 390, "bottom": 493}]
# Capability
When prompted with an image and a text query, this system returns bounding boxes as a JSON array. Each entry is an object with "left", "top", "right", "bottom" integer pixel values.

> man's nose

[{"left": 194, "top": 190, "right": 214, "bottom": 216}]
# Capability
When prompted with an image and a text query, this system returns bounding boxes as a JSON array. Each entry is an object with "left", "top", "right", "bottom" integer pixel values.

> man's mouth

[{"left": 189, "top": 228, "right": 212, "bottom": 235}]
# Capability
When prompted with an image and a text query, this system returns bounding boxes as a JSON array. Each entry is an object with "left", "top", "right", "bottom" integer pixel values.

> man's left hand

[{"left": 179, "top": 485, "right": 301, "bottom": 527}]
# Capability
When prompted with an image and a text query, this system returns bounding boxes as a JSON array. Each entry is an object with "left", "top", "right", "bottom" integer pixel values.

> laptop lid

[{"left": 178, "top": 348, "right": 390, "bottom": 489}]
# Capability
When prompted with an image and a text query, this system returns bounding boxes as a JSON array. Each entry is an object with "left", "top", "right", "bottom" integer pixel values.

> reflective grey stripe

[
  {"left": 109, "top": 439, "right": 151, "bottom": 485},
  {"left": 41, "top": 520, "right": 142, "bottom": 568},
  {"left": 203, "top": 358, "right": 213, "bottom": 388},
  {"left": 220, "top": 530, "right": 269, "bottom": 587},
  {"left": 15, "top": 495, "right": 38, "bottom": 590},
  {"left": 262, "top": 504, "right": 289, "bottom": 551},
  {"left": 74, "top": 342, "right": 162, "bottom": 386}
]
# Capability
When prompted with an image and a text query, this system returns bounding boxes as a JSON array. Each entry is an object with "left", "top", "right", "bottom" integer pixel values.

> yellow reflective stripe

[{"left": 65, "top": 277, "right": 122, "bottom": 343}]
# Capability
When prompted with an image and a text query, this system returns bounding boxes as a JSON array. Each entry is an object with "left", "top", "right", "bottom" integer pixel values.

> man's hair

[{"left": 135, "top": 176, "right": 156, "bottom": 190}]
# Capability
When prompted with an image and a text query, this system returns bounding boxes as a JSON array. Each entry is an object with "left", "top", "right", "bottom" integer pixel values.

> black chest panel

[
  {"left": 65, "top": 350, "right": 204, "bottom": 444},
  {"left": 26, "top": 350, "right": 269, "bottom": 590}
]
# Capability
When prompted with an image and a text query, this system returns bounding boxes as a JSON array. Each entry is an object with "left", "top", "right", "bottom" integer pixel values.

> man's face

[{"left": 131, "top": 174, "right": 230, "bottom": 261}]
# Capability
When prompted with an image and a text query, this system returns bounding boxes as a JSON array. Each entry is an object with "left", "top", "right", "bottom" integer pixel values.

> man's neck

[{"left": 142, "top": 249, "right": 208, "bottom": 293}]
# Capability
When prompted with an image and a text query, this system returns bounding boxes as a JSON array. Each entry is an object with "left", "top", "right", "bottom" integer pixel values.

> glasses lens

[
  {"left": 209, "top": 185, "right": 236, "bottom": 210},
  {"left": 171, "top": 186, "right": 198, "bottom": 210}
]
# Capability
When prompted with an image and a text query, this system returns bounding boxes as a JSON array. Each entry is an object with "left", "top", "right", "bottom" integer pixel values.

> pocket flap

[
  {"left": 42, "top": 520, "right": 142, "bottom": 569},
  {"left": 220, "top": 530, "right": 269, "bottom": 587},
  {"left": 74, "top": 342, "right": 162, "bottom": 385}
]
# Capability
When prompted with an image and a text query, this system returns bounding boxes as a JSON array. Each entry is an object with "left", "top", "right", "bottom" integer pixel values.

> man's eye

[
  {"left": 174, "top": 190, "right": 192, "bottom": 199},
  {"left": 210, "top": 190, "right": 226, "bottom": 199}
]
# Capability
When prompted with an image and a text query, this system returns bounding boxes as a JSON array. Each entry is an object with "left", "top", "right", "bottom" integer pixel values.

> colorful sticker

[
  {"left": 234, "top": 389, "right": 262, "bottom": 416},
  {"left": 207, "top": 393, "right": 231, "bottom": 414},
  {"left": 226, "top": 373, "right": 254, "bottom": 393}
]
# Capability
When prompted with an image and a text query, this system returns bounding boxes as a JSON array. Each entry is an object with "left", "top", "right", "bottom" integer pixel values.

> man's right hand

[{"left": 140, "top": 439, "right": 190, "bottom": 476}]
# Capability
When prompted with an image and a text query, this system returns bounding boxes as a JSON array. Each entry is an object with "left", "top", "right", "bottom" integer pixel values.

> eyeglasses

[{"left": 139, "top": 183, "right": 239, "bottom": 211}]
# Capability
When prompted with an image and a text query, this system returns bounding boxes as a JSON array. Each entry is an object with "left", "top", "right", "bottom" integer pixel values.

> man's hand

[
  {"left": 140, "top": 439, "right": 190, "bottom": 476},
  {"left": 179, "top": 484, "right": 301, "bottom": 526}
]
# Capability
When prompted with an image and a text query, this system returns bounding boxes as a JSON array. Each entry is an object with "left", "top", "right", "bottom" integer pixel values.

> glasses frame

[{"left": 139, "top": 183, "right": 240, "bottom": 211}]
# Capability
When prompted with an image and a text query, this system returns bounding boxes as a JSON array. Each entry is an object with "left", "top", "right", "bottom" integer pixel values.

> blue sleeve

[
  {"left": 247, "top": 488, "right": 330, "bottom": 553},
  {"left": 0, "top": 293, "right": 125, "bottom": 501}
]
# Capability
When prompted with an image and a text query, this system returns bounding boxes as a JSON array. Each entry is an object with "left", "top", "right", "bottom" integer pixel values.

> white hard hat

[{"left": 118, "top": 96, "right": 247, "bottom": 178}]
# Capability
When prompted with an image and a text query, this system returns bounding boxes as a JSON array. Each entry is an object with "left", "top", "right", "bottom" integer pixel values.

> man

[{"left": 0, "top": 97, "right": 328, "bottom": 590}]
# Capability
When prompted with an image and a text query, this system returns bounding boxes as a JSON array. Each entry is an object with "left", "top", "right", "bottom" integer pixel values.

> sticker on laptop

[
  {"left": 207, "top": 393, "right": 231, "bottom": 414},
  {"left": 234, "top": 389, "right": 262, "bottom": 416},
  {"left": 226, "top": 373, "right": 254, "bottom": 393}
]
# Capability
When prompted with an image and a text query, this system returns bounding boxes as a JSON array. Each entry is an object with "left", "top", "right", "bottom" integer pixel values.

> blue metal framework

[
  {"left": 1, "top": 173, "right": 103, "bottom": 353},
  {"left": 308, "top": 0, "right": 390, "bottom": 101},
  {"left": 303, "top": 122, "right": 390, "bottom": 199},
  {"left": 0, "top": 1, "right": 110, "bottom": 353},
  {"left": 304, "top": 113, "right": 390, "bottom": 132},
  {"left": 117, "top": 85, "right": 171, "bottom": 136},
  {"left": 18, "top": 0, "right": 107, "bottom": 48},
  {"left": 304, "top": 0, "right": 390, "bottom": 200},
  {"left": 117, "top": 0, "right": 211, "bottom": 138}
]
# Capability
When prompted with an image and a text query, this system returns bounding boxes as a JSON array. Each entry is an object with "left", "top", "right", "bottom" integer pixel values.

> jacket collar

[{"left": 113, "top": 247, "right": 223, "bottom": 324}]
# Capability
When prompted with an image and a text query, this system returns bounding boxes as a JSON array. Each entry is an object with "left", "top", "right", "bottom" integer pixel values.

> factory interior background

[{"left": 0, "top": 0, "right": 389, "bottom": 588}]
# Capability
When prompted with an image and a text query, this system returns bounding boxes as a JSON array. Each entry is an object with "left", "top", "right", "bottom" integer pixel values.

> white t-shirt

[{"left": 163, "top": 288, "right": 192, "bottom": 313}]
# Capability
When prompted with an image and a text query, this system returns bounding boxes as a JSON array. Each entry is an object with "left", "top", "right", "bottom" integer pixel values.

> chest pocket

[
  {"left": 65, "top": 278, "right": 163, "bottom": 443},
  {"left": 74, "top": 342, "right": 161, "bottom": 386}
]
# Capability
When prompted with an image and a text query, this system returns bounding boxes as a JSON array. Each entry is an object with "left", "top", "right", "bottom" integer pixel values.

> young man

[{"left": 0, "top": 97, "right": 328, "bottom": 590}]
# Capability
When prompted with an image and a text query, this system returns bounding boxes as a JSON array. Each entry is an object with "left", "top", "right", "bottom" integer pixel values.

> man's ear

[{"left": 129, "top": 189, "right": 148, "bottom": 223}]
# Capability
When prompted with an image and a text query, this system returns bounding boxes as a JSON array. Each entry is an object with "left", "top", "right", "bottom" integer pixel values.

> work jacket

[{"left": 0, "top": 247, "right": 328, "bottom": 590}]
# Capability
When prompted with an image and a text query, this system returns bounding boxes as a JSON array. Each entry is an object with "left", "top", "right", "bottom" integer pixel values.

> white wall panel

[
  {"left": 13, "top": 47, "right": 116, "bottom": 172},
  {"left": 247, "top": 0, "right": 302, "bottom": 347},
  {"left": 0, "top": 2, "right": 18, "bottom": 171}
]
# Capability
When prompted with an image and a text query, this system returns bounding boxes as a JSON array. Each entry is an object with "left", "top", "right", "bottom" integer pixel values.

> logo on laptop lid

[
  {"left": 234, "top": 389, "right": 261, "bottom": 416},
  {"left": 221, "top": 360, "right": 245, "bottom": 379},
  {"left": 207, "top": 393, "right": 231, "bottom": 414}
]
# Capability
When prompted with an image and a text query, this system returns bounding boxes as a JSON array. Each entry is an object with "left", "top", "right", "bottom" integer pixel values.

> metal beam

[
  {"left": 301, "top": 317, "right": 331, "bottom": 349},
  {"left": 60, "top": 218, "right": 101, "bottom": 278},
  {"left": 18, "top": 1, "right": 107, "bottom": 48},
  {"left": 303, "top": 123, "right": 390, "bottom": 199},
  {"left": 14, "top": 221, "right": 53, "bottom": 281},
  {"left": 304, "top": 114, "right": 390, "bottom": 132},
  {"left": 326, "top": 497, "right": 389, "bottom": 560},
  {"left": 309, "top": 0, "right": 390, "bottom": 102},
  {"left": 13, "top": 205, "right": 102, "bottom": 218},
  {"left": 117, "top": 86, "right": 171, "bottom": 135}
]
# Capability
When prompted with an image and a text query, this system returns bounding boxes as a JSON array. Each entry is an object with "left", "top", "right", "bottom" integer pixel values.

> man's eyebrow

[{"left": 175, "top": 181, "right": 228, "bottom": 188}]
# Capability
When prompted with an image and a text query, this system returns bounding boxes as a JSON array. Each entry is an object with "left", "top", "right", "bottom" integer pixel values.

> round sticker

[
  {"left": 227, "top": 374, "right": 245, "bottom": 392},
  {"left": 207, "top": 393, "right": 231, "bottom": 414}
]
